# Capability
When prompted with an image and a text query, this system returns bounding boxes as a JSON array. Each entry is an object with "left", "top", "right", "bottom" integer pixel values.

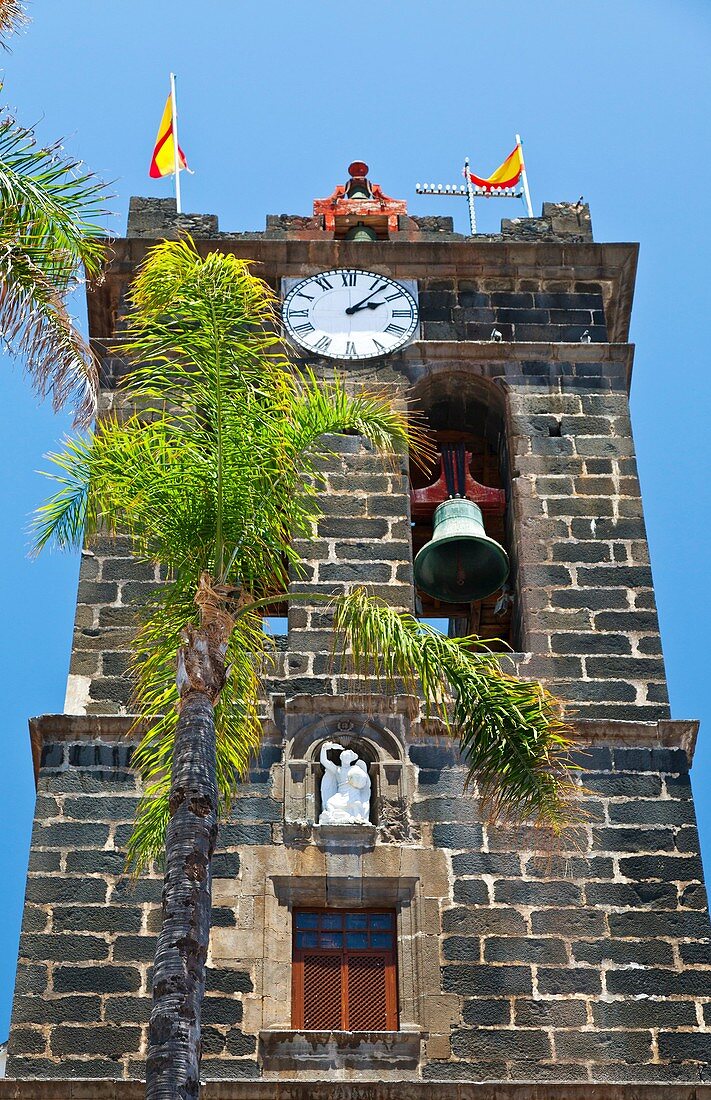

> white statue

[{"left": 318, "top": 741, "right": 371, "bottom": 825}]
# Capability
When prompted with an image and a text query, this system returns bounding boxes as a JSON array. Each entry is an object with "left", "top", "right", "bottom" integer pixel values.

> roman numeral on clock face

[
  {"left": 313, "top": 335, "right": 332, "bottom": 352},
  {"left": 391, "top": 309, "right": 411, "bottom": 318},
  {"left": 313, "top": 275, "right": 333, "bottom": 291},
  {"left": 373, "top": 339, "right": 387, "bottom": 354},
  {"left": 385, "top": 323, "right": 406, "bottom": 336},
  {"left": 384, "top": 290, "right": 404, "bottom": 302},
  {"left": 288, "top": 309, "right": 309, "bottom": 318},
  {"left": 341, "top": 271, "right": 357, "bottom": 286},
  {"left": 344, "top": 341, "right": 357, "bottom": 358},
  {"left": 293, "top": 321, "right": 314, "bottom": 336}
]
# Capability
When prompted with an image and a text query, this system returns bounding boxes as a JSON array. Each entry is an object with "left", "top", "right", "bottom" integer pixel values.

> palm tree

[
  {"left": 33, "top": 237, "right": 577, "bottom": 1099},
  {"left": 0, "top": 0, "right": 107, "bottom": 425}
]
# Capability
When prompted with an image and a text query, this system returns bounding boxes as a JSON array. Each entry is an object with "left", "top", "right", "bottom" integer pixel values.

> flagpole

[
  {"left": 170, "top": 72, "right": 182, "bottom": 214},
  {"left": 515, "top": 133, "right": 533, "bottom": 218},
  {"left": 463, "top": 157, "right": 477, "bottom": 235}
]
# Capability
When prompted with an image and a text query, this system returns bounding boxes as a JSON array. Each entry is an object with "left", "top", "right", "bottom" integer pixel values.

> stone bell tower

[{"left": 4, "top": 162, "right": 710, "bottom": 1096}]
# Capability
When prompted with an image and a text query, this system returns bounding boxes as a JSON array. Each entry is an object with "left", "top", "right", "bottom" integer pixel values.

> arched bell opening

[{"left": 409, "top": 375, "right": 515, "bottom": 648}]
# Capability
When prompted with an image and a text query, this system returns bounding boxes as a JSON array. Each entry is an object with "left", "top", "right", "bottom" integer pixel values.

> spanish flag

[
  {"left": 467, "top": 145, "right": 523, "bottom": 191},
  {"left": 149, "top": 93, "right": 188, "bottom": 179}
]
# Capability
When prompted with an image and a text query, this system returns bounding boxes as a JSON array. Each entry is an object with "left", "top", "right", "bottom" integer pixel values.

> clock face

[{"left": 282, "top": 268, "right": 419, "bottom": 361}]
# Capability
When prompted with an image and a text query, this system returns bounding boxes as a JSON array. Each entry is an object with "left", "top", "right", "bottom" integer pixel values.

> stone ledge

[
  {"left": 574, "top": 718, "right": 699, "bottom": 758},
  {"left": 30, "top": 714, "right": 140, "bottom": 746},
  {"left": 2, "top": 1082, "right": 711, "bottom": 1099},
  {"left": 284, "top": 693, "right": 421, "bottom": 718},
  {"left": 29, "top": 715, "right": 142, "bottom": 783},
  {"left": 400, "top": 338, "right": 635, "bottom": 364},
  {"left": 29, "top": 711, "right": 701, "bottom": 784},
  {"left": 270, "top": 873, "right": 419, "bottom": 908},
  {"left": 28, "top": 714, "right": 282, "bottom": 783},
  {"left": 282, "top": 822, "right": 378, "bottom": 850},
  {"left": 414, "top": 718, "right": 699, "bottom": 762},
  {"left": 258, "top": 1028, "right": 422, "bottom": 1076}
]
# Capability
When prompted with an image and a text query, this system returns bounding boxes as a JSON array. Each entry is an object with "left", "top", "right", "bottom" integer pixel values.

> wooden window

[{"left": 292, "top": 909, "right": 398, "bottom": 1031}]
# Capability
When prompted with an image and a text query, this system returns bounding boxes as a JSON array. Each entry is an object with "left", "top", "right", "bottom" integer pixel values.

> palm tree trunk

[
  {"left": 145, "top": 687, "right": 218, "bottom": 1100},
  {"left": 145, "top": 579, "right": 234, "bottom": 1100}
]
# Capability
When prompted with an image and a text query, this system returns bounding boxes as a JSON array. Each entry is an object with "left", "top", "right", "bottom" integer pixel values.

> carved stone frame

[{"left": 282, "top": 695, "right": 418, "bottom": 843}]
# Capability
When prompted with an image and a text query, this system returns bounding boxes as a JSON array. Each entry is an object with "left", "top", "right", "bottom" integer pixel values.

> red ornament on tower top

[{"left": 313, "top": 161, "right": 408, "bottom": 238}]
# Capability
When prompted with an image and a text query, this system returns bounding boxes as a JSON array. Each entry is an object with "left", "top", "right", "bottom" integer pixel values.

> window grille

[{"left": 292, "top": 908, "right": 398, "bottom": 1031}]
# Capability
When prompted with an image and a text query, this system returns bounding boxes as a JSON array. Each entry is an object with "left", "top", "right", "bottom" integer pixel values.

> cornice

[
  {"left": 29, "top": 713, "right": 699, "bottom": 785},
  {"left": 87, "top": 237, "right": 638, "bottom": 347}
]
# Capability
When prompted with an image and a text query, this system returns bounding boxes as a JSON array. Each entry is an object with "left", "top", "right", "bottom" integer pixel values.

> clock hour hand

[
  {"left": 346, "top": 284, "right": 385, "bottom": 315},
  {"left": 347, "top": 299, "right": 385, "bottom": 316}
]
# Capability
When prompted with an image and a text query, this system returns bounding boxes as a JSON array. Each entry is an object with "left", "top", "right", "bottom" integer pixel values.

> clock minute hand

[{"left": 346, "top": 284, "right": 385, "bottom": 315}]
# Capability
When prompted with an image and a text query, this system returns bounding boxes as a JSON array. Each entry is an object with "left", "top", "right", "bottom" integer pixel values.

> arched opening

[{"left": 409, "top": 374, "right": 515, "bottom": 648}]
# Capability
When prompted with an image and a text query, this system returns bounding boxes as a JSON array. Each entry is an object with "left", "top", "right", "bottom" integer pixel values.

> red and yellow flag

[
  {"left": 149, "top": 95, "right": 188, "bottom": 179},
  {"left": 467, "top": 145, "right": 523, "bottom": 190}
]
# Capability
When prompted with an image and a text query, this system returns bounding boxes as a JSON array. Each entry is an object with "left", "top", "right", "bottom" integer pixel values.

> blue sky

[{"left": 1, "top": 0, "right": 710, "bottom": 1040}]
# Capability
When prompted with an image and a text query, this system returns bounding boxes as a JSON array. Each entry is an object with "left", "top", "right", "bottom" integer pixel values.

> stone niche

[{"left": 281, "top": 695, "right": 419, "bottom": 843}]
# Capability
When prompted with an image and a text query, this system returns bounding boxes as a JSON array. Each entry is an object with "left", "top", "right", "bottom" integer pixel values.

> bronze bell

[
  {"left": 345, "top": 222, "right": 378, "bottom": 241},
  {"left": 414, "top": 497, "right": 509, "bottom": 605},
  {"left": 346, "top": 179, "right": 371, "bottom": 199}
]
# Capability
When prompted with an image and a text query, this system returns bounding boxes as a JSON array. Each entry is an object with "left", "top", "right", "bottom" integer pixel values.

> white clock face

[{"left": 282, "top": 269, "right": 419, "bottom": 361}]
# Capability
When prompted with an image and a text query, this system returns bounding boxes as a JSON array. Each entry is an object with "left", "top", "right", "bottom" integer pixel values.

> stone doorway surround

[{"left": 211, "top": 837, "right": 455, "bottom": 1079}]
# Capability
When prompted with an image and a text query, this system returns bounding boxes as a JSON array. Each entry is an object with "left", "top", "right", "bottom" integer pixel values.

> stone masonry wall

[
  {"left": 397, "top": 340, "right": 668, "bottom": 723},
  {"left": 65, "top": 538, "right": 159, "bottom": 715},
  {"left": 279, "top": 433, "right": 413, "bottom": 697},
  {"left": 417, "top": 286, "right": 607, "bottom": 344},
  {"left": 8, "top": 724, "right": 711, "bottom": 1083},
  {"left": 70, "top": 218, "right": 650, "bottom": 724},
  {"left": 510, "top": 386, "right": 669, "bottom": 721},
  {"left": 7, "top": 729, "right": 278, "bottom": 1082},
  {"left": 68, "top": 345, "right": 665, "bottom": 724},
  {"left": 415, "top": 733, "right": 710, "bottom": 1083},
  {"left": 64, "top": 431, "right": 413, "bottom": 715}
]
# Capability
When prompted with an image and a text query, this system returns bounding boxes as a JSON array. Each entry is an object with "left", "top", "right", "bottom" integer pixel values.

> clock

[{"left": 282, "top": 268, "right": 419, "bottom": 361}]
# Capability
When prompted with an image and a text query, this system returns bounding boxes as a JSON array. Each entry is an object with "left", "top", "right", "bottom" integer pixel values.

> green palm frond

[
  {"left": 334, "top": 587, "right": 579, "bottom": 832},
  {"left": 33, "top": 238, "right": 424, "bottom": 872},
  {"left": 31, "top": 433, "right": 93, "bottom": 553},
  {"left": 286, "top": 368, "right": 433, "bottom": 472},
  {"left": 0, "top": 116, "right": 108, "bottom": 424},
  {"left": 125, "top": 587, "right": 269, "bottom": 873}
]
